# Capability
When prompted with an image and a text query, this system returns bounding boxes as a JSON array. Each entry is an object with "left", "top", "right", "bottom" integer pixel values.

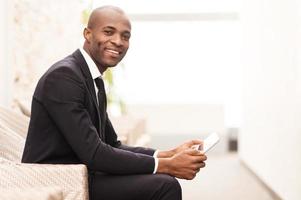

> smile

[{"left": 106, "top": 49, "right": 120, "bottom": 55}]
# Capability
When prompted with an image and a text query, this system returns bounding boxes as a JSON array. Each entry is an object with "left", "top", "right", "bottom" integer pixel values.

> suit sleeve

[{"left": 41, "top": 67, "right": 155, "bottom": 175}]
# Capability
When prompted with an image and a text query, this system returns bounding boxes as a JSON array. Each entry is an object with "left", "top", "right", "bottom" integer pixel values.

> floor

[
  {"left": 151, "top": 135, "right": 279, "bottom": 200},
  {"left": 179, "top": 153, "right": 278, "bottom": 200}
]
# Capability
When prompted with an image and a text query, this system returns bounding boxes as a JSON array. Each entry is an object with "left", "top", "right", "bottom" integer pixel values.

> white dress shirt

[{"left": 79, "top": 48, "right": 159, "bottom": 174}]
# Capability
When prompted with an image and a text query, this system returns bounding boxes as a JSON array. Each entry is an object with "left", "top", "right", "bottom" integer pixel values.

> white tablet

[{"left": 198, "top": 132, "right": 220, "bottom": 153}]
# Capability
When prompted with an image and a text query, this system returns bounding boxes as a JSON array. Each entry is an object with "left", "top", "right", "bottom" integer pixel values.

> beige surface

[
  {"left": 110, "top": 114, "right": 149, "bottom": 146},
  {"left": 0, "top": 126, "right": 25, "bottom": 162},
  {"left": 0, "top": 110, "right": 89, "bottom": 200},
  {"left": 0, "top": 187, "right": 63, "bottom": 200},
  {"left": 0, "top": 105, "right": 29, "bottom": 138},
  {"left": 180, "top": 153, "right": 279, "bottom": 200},
  {"left": 0, "top": 162, "right": 89, "bottom": 200}
]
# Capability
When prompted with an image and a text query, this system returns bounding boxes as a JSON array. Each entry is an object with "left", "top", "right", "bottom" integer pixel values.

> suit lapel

[{"left": 72, "top": 49, "right": 103, "bottom": 139}]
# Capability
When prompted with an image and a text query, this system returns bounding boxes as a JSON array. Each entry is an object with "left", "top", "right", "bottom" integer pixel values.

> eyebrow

[
  {"left": 103, "top": 26, "right": 115, "bottom": 30},
  {"left": 103, "top": 26, "right": 131, "bottom": 35}
]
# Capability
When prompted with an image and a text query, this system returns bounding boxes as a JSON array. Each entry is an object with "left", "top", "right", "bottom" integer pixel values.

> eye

[
  {"left": 103, "top": 30, "right": 113, "bottom": 35},
  {"left": 122, "top": 33, "right": 131, "bottom": 41}
]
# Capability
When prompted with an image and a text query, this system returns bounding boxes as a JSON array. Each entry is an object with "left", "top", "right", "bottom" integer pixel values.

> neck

[{"left": 83, "top": 44, "right": 107, "bottom": 74}]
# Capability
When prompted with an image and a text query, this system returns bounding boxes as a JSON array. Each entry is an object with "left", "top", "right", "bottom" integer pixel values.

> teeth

[{"left": 107, "top": 49, "right": 119, "bottom": 55}]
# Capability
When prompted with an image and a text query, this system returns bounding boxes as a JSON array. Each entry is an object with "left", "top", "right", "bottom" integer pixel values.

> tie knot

[{"left": 95, "top": 77, "right": 105, "bottom": 90}]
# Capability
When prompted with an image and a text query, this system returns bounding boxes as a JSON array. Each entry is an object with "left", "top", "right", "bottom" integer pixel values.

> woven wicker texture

[
  {"left": 0, "top": 126, "right": 25, "bottom": 162},
  {"left": 0, "top": 187, "right": 63, "bottom": 200},
  {"left": 0, "top": 105, "right": 29, "bottom": 138},
  {"left": 0, "top": 162, "right": 89, "bottom": 200},
  {"left": 0, "top": 106, "right": 89, "bottom": 200}
]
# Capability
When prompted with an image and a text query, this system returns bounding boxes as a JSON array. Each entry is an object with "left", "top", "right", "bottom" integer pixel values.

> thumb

[
  {"left": 188, "top": 139, "right": 203, "bottom": 146},
  {"left": 186, "top": 148, "right": 203, "bottom": 156}
]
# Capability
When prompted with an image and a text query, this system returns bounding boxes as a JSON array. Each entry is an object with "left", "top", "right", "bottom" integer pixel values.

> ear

[{"left": 83, "top": 28, "right": 92, "bottom": 43}]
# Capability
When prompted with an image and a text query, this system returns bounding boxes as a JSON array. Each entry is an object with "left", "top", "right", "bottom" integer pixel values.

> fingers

[
  {"left": 188, "top": 139, "right": 203, "bottom": 146},
  {"left": 186, "top": 148, "right": 202, "bottom": 155},
  {"left": 173, "top": 159, "right": 206, "bottom": 180},
  {"left": 192, "top": 162, "right": 205, "bottom": 171},
  {"left": 187, "top": 151, "right": 207, "bottom": 169},
  {"left": 185, "top": 163, "right": 206, "bottom": 180},
  {"left": 193, "top": 154, "right": 207, "bottom": 162},
  {"left": 198, "top": 162, "right": 206, "bottom": 168},
  {"left": 182, "top": 169, "right": 197, "bottom": 180},
  {"left": 186, "top": 148, "right": 206, "bottom": 157},
  {"left": 184, "top": 148, "right": 207, "bottom": 163}
]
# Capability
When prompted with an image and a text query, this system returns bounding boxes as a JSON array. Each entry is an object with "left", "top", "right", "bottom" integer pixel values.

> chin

[
  {"left": 105, "top": 60, "right": 120, "bottom": 67},
  {"left": 106, "top": 65, "right": 117, "bottom": 68},
  {"left": 104, "top": 62, "right": 118, "bottom": 67}
]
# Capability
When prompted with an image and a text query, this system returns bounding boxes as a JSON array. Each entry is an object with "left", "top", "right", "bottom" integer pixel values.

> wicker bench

[{"left": 0, "top": 107, "right": 89, "bottom": 200}]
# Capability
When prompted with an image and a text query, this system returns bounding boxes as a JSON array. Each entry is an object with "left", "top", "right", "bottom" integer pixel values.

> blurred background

[{"left": 0, "top": 0, "right": 300, "bottom": 199}]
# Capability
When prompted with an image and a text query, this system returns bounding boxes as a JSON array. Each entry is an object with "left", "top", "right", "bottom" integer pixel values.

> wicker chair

[
  {"left": 0, "top": 184, "right": 64, "bottom": 200},
  {"left": 0, "top": 108, "right": 89, "bottom": 200}
]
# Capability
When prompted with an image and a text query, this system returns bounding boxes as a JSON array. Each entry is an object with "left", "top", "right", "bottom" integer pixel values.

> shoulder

[
  {"left": 42, "top": 53, "right": 85, "bottom": 85},
  {"left": 34, "top": 53, "right": 87, "bottom": 98}
]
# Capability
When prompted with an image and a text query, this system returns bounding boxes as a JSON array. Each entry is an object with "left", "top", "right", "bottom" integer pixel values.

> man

[{"left": 22, "top": 6, "right": 207, "bottom": 200}]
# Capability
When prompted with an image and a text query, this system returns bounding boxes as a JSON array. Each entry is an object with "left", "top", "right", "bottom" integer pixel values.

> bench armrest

[{"left": 0, "top": 162, "right": 88, "bottom": 200}]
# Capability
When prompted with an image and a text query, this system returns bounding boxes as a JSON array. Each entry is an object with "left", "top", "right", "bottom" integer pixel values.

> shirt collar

[{"left": 79, "top": 48, "right": 102, "bottom": 79}]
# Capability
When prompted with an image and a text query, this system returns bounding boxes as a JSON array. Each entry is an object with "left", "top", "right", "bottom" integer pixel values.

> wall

[
  {"left": 240, "top": 0, "right": 301, "bottom": 199},
  {"left": 0, "top": 0, "right": 13, "bottom": 106},
  {"left": 11, "top": 0, "right": 83, "bottom": 108},
  {"left": 106, "top": 0, "right": 242, "bottom": 127}
]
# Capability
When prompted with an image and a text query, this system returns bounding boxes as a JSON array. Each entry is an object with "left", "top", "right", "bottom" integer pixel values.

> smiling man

[{"left": 22, "top": 6, "right": 207, "bottom": 200}]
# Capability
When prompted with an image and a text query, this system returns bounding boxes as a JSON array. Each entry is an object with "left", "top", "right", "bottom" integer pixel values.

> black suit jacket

[{"left": 22, "top": 49, "right": 155, "bottom": 175}]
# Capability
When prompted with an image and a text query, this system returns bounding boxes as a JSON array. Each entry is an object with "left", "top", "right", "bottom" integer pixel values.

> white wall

[
  {"left": 11, "top": 0, "right": 82, "bottom": 107},
  {"left": 0, "top": 0, "right": 13, "bottom": 106},
  {"left": 107, "top": 2, "right": 242, "bottom": 127},
  {"left": 240, "top": 0, "right": 301, "bottom": 199}
]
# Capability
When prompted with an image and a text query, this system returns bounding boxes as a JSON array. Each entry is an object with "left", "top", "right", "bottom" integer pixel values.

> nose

[{"left": 111, "top": 34, "right": 123, "bottom": 47}]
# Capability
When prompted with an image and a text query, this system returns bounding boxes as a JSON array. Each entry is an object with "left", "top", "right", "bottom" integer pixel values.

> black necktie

[{"left": 94, "top": 77, "right": 107, "bottom": 139}]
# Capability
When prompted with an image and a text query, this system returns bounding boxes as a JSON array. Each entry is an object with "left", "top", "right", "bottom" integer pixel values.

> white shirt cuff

[{"left": 152, "top": 150, "right": 159, "bottom": 174}]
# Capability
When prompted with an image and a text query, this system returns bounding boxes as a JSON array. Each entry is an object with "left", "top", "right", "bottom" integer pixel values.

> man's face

[{"left": 86, "top": 11, "right": 131, "bottom": 68}]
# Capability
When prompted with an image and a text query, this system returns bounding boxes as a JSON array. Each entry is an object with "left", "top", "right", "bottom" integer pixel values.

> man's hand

[
  {"left": 157, "top": 149, "right": 207, "bottom": 180},
  {"left": 172, "top": 139, "right": 203, "bottom": 154},
  {"left": 157, "top": 139, "right": 203, "bottom": 158}
]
